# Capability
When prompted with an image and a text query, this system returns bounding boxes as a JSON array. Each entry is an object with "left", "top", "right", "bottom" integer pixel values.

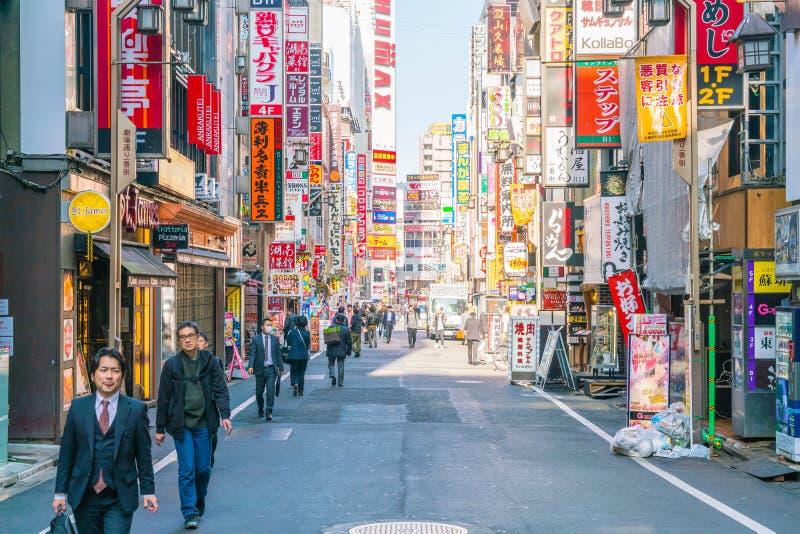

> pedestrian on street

[
  {"left": 326, "top": 313, "right": 352, "bottom": 387},
  {"left": 286, "top": 315, "right": 311, "bottom": 396},
  {"left": 247, "top": 317, "right": 284, "bottom": 421},
  {"left": 196, "top": 333, "right": 225, "bottom": 468},
  {"left": 463, "top": 311, "right": 484, "bottom": 365},
  {"left": 53, "top": 348, "right": 157, "bottom": 533},
  {"left": 432, "top": 307, "right": 447, "bottom": 348},
  {"left": 155, "top": 321, "right": 232, "bottom": 530},
  {"left": 383, "top": 305, "right": 396, "bottom": 343},
  {"left": 350, "top": 306, "right": 364, "bottom": 357},
  {"left": 405, "top": 304, "right": 419, "bottom": 348},
  {"left": 331, "top": 306, "right": 346, "bottom": 326},
  {"left": 377, "top": 304, "right": 386, "bottom": 338},
  {"left": 365, "top": 306, "right": 379, "bottom": 348}
]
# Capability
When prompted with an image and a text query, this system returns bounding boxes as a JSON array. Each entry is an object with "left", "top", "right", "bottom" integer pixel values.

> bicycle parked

[{"left": 477, "top": 336, "right": 509, "bottom": 371}]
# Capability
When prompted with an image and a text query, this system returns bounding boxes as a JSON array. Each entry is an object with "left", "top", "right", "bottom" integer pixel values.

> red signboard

[
  {"left": 368, "top": 248, "right": 397, "bottom": 261},
  {"left": 310, "top": 132, "right": 322, "bottom": 161},
  {"left": 96, "top": 0, "right": 165, "bottom": 156},
  {"left": 286, "top": 40, "right": 309, "bottom": 73},
  {"left": 269, "top": 242, "right": 296, "bottom": 272},
  {"left": 187, "top": 74, "right": 205, "bottom": 147},
  {"left": 696, "top": 0, "right": 743, "bottom": 65},
  {"left": 487, "top": 4, "right": 511, "bottom": 74},
  {"left": 212, "top": 89, "right": 221, "bottom": 155},
  {"left": 608, "top": 269, "right": 647, "bottom": 347},
  {"left": 314, "top": 244, "right": 327, "bottom": 257},
  {"left": 576, "top": 61, "right": 621, "bottom": 148},
  {"left": 372, "top": 149, "right": 396, "bottom": 164},
  {"left": 541, "top": 288, "right": 566, "bottom": 311},
  {"left": 204, "top": 82, "right": 214, "bottom": 152}
]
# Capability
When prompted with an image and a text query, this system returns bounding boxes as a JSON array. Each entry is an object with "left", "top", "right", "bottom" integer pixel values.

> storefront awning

[
  {"left": 176, "top": 247, "right": 231, "bottom": 268},
  {"left": 93, "top": 242, "right": 178, "bottom": 288}
]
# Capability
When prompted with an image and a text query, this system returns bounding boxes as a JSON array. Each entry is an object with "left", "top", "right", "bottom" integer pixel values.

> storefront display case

[
  {"left": 775, "top": 307, "right": 800, "bottom": 460},
  {"left": 590, "top": 305, "right": 619, "bottom": 373}
]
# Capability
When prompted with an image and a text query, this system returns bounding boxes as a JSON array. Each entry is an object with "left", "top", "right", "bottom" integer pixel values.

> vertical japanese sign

[
  {"left": 455, "top": 141, "right": 471, "bottom": 205},
  {"left": 328, "top": 191, "right": 343, "bottom": 273},
  {"left": 249, "top": 5, "right": 283, "bottom": 117},
  {"left": 345, "top": 151, "right": 357, "bottom": 216},
  {"left": 576, "top": 60, "right": 621, "bottom": 148},
  {"left": 574, "top": 2, "right": 636, "bottom": 56},
  {"left": 600, "top": 169, "right": 631, "bottom": 280},
  {"left": 250, "top": 118, "right": 283, "bottom": 221},
  {"left": 96, "top": 0, "right": 166, "bottom": 157},
  {"left": 544, "top": 126, "right": 588, "bottom": 187},
  {"left": 497, "top": 161, "right": 515, "bottom": 234},
  {"left": 635, "top": 55, "right": 688, "bottom": 142},
  {"left": 372, "top": 0, "right": 395, "bottom": 151},
  {"left": 285, "top": 3, "right": 309, "bottom": 141},
  {"left": 608, "top": 269, "right": 646, "bottom": 347},
  {"left": 487, "top": 86, "right": 511, "bottom": 142},
  {"left": 511, "top": 317, "right": 538, "bottom": 373},
  {"left": 510, "top": 184, "right": 536, "bottom": 225},
  {"left": 542, "top": 203, "right": 574, "bottom": 267},
  {"left": 309, "top": 42, "right": 323, "bottom": 218},
  {"left": 696, "top": 0, "right": 744, "bottom": 108},
  {"left": 187, "top": 74, "right": 206, "bottom": 149},
  {"left": 487, "top": 4, "right": 511, "bottom": 74},
  {"left": 356, "top": 153, "right": 368, "bottom": 258},
  {"left": 269, "top": 242, "right": 296, "bottom": 272},
  {"left": 544, "top": 7, "right": 573, "bottom": 63}
]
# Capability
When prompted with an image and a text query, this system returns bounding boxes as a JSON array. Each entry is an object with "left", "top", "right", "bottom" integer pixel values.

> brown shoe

[{"left": 292, "top": 384, "right": 298, "bottom": 396}]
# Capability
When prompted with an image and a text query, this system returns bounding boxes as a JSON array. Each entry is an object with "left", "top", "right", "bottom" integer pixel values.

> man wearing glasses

[{"left": 155, "top": 321, "right": 232, "bottom": 530}]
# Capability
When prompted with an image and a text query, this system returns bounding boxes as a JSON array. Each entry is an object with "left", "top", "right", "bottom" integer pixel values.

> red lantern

[{"left": 312, "top": 258, "right": 320, "bottom": 280}]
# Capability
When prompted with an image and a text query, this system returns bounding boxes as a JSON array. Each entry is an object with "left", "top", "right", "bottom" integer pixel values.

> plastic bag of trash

[
  {"left": 690, "top": 444, "right": 711, "bottom": 459},
  {"left": 651, "top": 402, "right": 690, "bottom": 448},
  {"left": 611, "top": 425, "right": 668, "bottom": 457}
]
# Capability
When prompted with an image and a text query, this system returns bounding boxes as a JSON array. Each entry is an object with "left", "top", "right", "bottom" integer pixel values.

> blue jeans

[{"left": 174, "top": 427, "right": 212, "bottom": 519}]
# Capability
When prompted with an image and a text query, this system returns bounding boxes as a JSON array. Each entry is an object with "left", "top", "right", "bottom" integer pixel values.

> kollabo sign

[
  {"left": 503, "top": 242, "right": 528, "bottom": 277},
  {"left": 69, "top": 191, "right": 111, "bottom": 234}
]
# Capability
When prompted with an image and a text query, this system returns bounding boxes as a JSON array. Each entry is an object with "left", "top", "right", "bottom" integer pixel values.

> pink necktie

[{"left": 93, "top": 400, "right": 110, "bottom": 493}]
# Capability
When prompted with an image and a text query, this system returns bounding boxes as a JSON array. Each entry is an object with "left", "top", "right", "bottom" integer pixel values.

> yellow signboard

[
  {"left": 366, "top": 234, "right": 396, "bottom": 248},
  {"left": 68, "top": 191, "right": 111, "bottom": 233},
  {"left": 752, "top": 261, "right": 791, "bottom": 294},
  {"left": 635, "top": 55, "right": 688, "bottom": 143}
]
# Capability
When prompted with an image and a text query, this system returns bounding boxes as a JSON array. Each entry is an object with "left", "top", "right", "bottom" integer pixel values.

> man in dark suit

[
  {"left": 53, "top": 348, "right": 157, "bottom": 533},
  {"left": 248, "top": 316, "right": 284, "bottom": 420}
]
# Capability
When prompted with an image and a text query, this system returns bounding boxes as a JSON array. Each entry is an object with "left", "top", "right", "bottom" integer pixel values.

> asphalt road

[{"left": 2, "top": 331, "right": 799, "bottom": 533}]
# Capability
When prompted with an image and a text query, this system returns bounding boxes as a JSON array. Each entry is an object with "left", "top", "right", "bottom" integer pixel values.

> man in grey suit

[
  {"left": 248, "top": 316, "right": 284, "bottom": 420},
  {"left": 52, "top": 348, "right": 157, "bottom": 533}
]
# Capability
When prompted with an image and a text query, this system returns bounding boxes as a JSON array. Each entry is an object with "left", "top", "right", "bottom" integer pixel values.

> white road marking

[
  {"left": 39, "top": 351, "right": 324, "bottom": 534},
  {"left": 532, "top": 387, "right": 775, "bottom": 534}
]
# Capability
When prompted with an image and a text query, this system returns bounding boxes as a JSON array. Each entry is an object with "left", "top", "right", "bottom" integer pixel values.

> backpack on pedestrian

[{"left": 324, "top": 325, "right": 342, "bottom": 345}]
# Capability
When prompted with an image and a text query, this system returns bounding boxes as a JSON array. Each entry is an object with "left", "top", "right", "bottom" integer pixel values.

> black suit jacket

[
  {"left": 247, "top": 333, "right": 284, "bottom": 376},
  {"left": 55, "top": 394, "right": 154, "bottom": 515}
]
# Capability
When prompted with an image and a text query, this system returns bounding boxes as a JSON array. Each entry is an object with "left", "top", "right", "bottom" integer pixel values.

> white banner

[
  {"left": 544, "top": 127, "right": 588, "bottom": 187},
  {"left": 575, "top": 3, "right": 637, "bottom": 56},
  {"left": 584, "top": 194, "right": 603, "bottom": 283}
]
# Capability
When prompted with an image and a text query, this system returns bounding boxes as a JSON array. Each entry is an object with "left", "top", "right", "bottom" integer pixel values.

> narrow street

[{"left": 2, "top": 334, "right": 798, "bottom": 533}]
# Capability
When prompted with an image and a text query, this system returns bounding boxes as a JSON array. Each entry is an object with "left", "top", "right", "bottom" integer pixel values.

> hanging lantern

[
  {"left": 644, "top": 0, "right": 671, "bottom": 27},
  {"left": 728, "top": 13, "right": 777, "bottom": 73}
]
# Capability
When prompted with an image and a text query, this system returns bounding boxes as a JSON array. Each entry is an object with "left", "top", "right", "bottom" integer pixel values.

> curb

[{"left": 0, "top": 457, "right": 59, "bottom": 489}]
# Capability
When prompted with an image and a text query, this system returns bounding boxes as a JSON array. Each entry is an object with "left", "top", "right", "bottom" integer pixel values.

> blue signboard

[{"left": 372, "top": 211, "right": 397, "bottom": 224}]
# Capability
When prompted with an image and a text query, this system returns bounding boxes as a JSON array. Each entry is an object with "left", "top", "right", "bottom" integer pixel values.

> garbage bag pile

[{"left": 611, "top": 402, "right": 710, "bottom": 459}]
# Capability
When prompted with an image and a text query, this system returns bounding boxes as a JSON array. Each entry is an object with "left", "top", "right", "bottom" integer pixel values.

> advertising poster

[
  {"left": 775, "top": 207, "right": 800, "bottom": 277},
  {"left": 250, "top": 117, "right": 283, "bottom": 221},
  {"left": 628, "top": 334, "right": 671, "bottom": 427},
  {"left": 575, "top": 61, "right": 621, "bottom": 148},
  {"left": 509, "top": 185, "right": 536, "bottom": 226},
  {"left": 63, "top": 368, "right": 74, "bottom": 410},
  {"left": 310, "top": 315, "right": 320, "bottom": 352},
  {"left": 271, "top": 274, "right": 300, "bottom": 296},
  {"left": 511, "top": 317, "right": 538, "bottom": 373},
  {"left": 583, "top": 194, "right": 603, "bottom": 284},
  {"left": 487, "top": 86, "right": 511, "bottom": 142},
  {"left": 635, "top": 55, "right": 688, "bottom": 142},
  {"left": 63, "top": 319, "right": 74, "bottom": 362},
  {"left": 75, "top": 342, "right": 90, "bottom": 397},
  {"left": 503, "top": 242, "right": 528, "bottom": 277}
]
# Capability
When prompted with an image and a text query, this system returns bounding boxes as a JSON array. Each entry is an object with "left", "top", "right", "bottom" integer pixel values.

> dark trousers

[
  {"left": 407, "top": 328, "right": 417, "bottom": 347},
  {"left": 328, "top": 356, "right": 345, "bottom": 385},
  {"left": 289, "top": 359, "right": 309, "bottom": 393},
  {"left": 384, "top": 324, "right": 394, "bottom": 342},
  {"left": 255, "top": 365, "right": 277, "bottom": 413},
  {"left": 74, "top": 488, "right": 133, "bottom": 534},
  {"left": 467, "top": 339, "right": 479, "bottom": 364}
]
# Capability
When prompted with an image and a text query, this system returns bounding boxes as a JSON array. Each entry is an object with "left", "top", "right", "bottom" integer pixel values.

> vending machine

[{"left": 775, "top": 307, "right": 800, "bottom": 461}]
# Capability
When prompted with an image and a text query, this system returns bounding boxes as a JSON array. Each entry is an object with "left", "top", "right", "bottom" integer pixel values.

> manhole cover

[{"left": 349, "top": 522, "right": 468, "bottom": 534}]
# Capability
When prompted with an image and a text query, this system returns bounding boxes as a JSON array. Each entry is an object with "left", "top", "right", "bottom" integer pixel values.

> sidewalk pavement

[{"left": 0, "top": 444, "right": 60, "bottom": 490}]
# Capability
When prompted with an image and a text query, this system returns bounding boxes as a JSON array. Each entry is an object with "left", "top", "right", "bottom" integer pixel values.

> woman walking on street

[
  {"left": 432, "top": 307, "right": 447, "bottom": 348},
  {"left": 286, "top": 315, "right": 311, "bottom": 396}
]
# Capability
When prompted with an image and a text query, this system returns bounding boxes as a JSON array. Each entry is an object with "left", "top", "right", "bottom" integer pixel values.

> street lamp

[
  {"left": 602, "top": 0, "right": 625, "bottom": 18},
  {"left": 136, "top": 4, "right": 164, "bottom": 34},
  {"left": 172, "top": 0, "right": 197, "bottom": 11},
  {"left": 728, "top": 13, "right": 777, "bottom": 73},
  {"left": 644, "top": 0, "right": 671, "bottom": 27}
]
